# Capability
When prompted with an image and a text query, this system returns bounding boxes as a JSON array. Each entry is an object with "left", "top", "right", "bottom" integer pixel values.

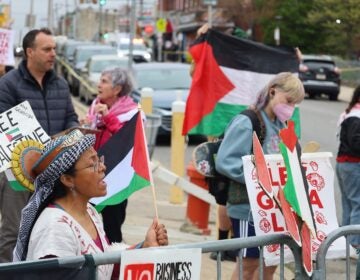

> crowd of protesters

[{"left": 0, "top": 22, "right": 358, "bottom": 280}]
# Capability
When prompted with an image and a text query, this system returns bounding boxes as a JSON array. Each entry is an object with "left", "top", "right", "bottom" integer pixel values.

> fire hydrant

[{"left": 183, "top": 161, "right": 211, "bottom": 235}]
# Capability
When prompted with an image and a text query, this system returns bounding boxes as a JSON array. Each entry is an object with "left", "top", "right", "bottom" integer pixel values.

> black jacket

[
  {"left": 0, "top": 60, "right": 78, "bottom": 136},
  {"left": 337, "top": 116, "right": 360, "bottom": 158}
]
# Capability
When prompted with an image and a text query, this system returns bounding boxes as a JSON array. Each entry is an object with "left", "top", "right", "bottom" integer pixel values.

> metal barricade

[
  {"left": 314, "top": 225, "right": 360, "bottom": 280},
  {"left": 90, "top": 233, "right": 307, "bottom": 280},
  {"left": 0, "top": 255, "right": 96, "bottom": 280},
  {"left": 145, "top": 114, "right": 161, "bottom": 159},
  {"left": 0, "top": 234, "right": 310, "bottom": 279}
]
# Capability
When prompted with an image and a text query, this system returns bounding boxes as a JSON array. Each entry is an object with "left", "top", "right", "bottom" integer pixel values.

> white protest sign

[
  {"left": 243, "top": 152, "right": 352, "bottom": 266},
  {"left": 0, "top": 101, "right": 50, "bottom": 172},
  {"left": 0, "top": 28, "right": 15, "bottom": 65},
  {"left": 120, "top": 248, "right": 201, "bottom": 280}
]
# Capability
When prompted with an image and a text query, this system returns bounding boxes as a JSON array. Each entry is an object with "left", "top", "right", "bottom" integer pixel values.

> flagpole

[{"left": 138, "top": 106, "right": 159, "bottom": 220}]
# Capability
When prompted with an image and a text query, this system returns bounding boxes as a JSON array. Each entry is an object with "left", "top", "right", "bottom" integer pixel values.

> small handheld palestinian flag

[
  {"left": 182, "top": 29, "right": 300, "bottom": 137},
  {"left": 91, "top": 111, "right": 154, "bottom": 213}
]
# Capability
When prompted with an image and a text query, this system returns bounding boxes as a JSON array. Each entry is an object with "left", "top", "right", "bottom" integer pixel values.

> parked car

[
  {"left": 116, "top": 38, "right": 152, "bottom": 63},
  {"left": 131, "top": 62, "right": 191, "bottom": 135},
  {"left": 79, "top": 54, "right": 129, "bottom": 104},
  {"left": 13, "top": 45, "right": 23, "bottom": 57},
  {"left": 60, "top": 40, "right": 91, "bottom": 83},
  {"left": 61, "top": 40, "right": 91, "bottom": 63},
  {"left": 299, "top": 54, "right": 341, "bottom": 101},
  {"left": 68, "top": 44, "right": 117, "bottom": 96}
]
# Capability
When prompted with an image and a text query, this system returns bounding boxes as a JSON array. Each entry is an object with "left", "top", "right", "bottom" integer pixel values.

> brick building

[{"left": 158, "top": 0, "right": 264, "bottom": 60}]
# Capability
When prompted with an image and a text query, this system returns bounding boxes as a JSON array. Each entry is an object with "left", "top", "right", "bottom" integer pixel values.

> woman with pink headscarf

[{"left": 82, "top": 67, "right": 138, "bottom": 245}]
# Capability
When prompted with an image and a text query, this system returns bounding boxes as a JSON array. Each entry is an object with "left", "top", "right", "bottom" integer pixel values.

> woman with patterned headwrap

[{"left": 12, "top": 129, "right": 168, "bottom": 279}]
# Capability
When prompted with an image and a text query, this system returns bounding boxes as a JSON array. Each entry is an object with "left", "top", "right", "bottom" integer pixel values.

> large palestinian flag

[
  {"left": 91, "top": 111, "right": 152, "bottom": 212},
  {"left": 183, "top": 29, "right": 300, "bottom": 137}
]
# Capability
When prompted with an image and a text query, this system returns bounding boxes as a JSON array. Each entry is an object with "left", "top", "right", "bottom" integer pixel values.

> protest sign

[
  {"left": 120, "top": 248, "right": 201, "bottom": 280},
  {"left": 0, "top": 28, "right": 15, "bottom": 65},
  {"left": 0, "top": 101, "right": 50, "bottom": 172},
  {"left": 243, "top": 152, "right": 351, "bottom": 266}
]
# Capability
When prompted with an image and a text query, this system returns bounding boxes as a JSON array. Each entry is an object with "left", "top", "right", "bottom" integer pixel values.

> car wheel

[{"left": 329, "top": 92, "right": 339, "bottom": 101}]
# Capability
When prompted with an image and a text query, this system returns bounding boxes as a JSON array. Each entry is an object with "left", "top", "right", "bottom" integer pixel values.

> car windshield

[
  {"left": 136, "top": 68, "right": 191, "bottom": 90},
  {"left": 89, "top": 59, "right": 128, "bottom": 73},
  {"left": 118, "top": 43, "right": 146, "bottom": 51},
  {"left": 64, "top": 44, "right": 79, "bottom": 58},
  {"left": 76, "top": 48, "right": 117, "bottom": 63},
  {"left": 304, "top": 60, "right": 335, "bottom": 70}
]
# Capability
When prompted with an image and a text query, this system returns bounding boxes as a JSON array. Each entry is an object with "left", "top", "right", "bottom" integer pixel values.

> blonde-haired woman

[{"left": 216, "top": 72, "right": 305, "bottom": 280}]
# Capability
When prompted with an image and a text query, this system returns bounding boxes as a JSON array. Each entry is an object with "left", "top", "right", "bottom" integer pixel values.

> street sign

[
  {"left": 156, "top": 18, "right": 166, "bottom": 33},
  {"left": 203, "top": 0, "right": 217, "bottom": 5}
]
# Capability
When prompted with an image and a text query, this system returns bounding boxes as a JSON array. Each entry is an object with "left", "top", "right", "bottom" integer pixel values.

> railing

[
  {"left": 0, "top": 233, "right": 308, "bottom": 280},
  {"left": 55, "top": 56, "right": 97, "bottom": 96},
  {"left": 1, "top": 227, "right": 358, "bottom": 279},
  {"left": 313, "top": 225, "right": 360, "bottom": 280}
]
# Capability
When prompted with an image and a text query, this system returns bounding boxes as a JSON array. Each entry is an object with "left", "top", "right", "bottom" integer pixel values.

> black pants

[{"left": 101, "top": 199, "right": 128, "bottom": 243}]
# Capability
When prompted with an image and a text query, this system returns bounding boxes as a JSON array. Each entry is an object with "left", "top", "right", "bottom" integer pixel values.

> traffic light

[{"left": 99, "top": 0, "right": 106, "bottom": 6}]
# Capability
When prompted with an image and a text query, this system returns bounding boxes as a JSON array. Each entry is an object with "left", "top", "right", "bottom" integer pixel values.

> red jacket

[
  {"left": 87, "top": 97, "right": 138, "bottom": 150},
  {"left": 94, "top": 112, "right": 124, "bottom": 150}
]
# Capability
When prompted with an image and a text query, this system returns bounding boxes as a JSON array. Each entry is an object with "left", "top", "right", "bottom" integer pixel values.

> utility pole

[
  {"left": 139, "top": 0, "right": 143, "bottom": 20},
  {"left": 99, "top": 4, "right": 103, "bottom": 41},
  {"left": 64, "top": 0, "right": 69, "bottom": 36},
  {"left": 157, "top": 0, "right": 163, "bottom": 62},
  {"left": 26, "top": 0, "right": 35, "bottom": 29},
  {"left": 208, "top": 4, "right": 212, "bottom": 27},
  {"left": 30, "top": 0, "right": 34, "bottom": 27},
  {"left": 127, "top": 0, "right": 130, "bottom": 33},
  {"left": 203, "top": 0, "right": 217, "bottom": 27},
  {"left": 48, "top": 0, "right": 54, "bottom": 32},
  {"left": 128, "top": 0, "right": 136, "bottom": 70}
]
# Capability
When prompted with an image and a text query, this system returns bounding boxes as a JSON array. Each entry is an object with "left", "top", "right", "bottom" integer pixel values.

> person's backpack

[{"left": 192, "top": 109, "right": 265, "bottom": 204}]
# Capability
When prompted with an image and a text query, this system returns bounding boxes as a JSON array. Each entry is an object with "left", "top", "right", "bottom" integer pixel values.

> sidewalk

[{"left": 338, "top": 85, "right": 354, "bottom": 103}]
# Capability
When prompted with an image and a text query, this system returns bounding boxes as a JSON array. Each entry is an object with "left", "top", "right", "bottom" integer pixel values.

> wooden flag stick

[{"left": 139, "top": 106, "right": 159, "bottom": 220}]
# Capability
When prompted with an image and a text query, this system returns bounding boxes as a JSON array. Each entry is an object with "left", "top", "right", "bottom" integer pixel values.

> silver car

[
  {"left": 131, "top": 62, "right": 191, "bottom": 135},
  {"left": 79, "top": 54, "right": 129, "bottom": 104},
  {"left": 116, "top": 39, "right": 152, "bottom": 63}
]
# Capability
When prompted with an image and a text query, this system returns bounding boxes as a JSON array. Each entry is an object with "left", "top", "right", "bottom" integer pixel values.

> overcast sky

[{"left": 10, "top": 0, "right": 156, "bottom": 44}]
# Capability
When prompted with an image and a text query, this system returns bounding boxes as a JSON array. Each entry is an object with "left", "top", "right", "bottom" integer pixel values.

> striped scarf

[{"left": 13, "top": 130, "right": 95, "bottom": 262}]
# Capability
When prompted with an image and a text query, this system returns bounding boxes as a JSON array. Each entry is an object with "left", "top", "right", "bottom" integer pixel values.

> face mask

[{"left": 273, "top": 103, "right": 295, "bottom": 122}]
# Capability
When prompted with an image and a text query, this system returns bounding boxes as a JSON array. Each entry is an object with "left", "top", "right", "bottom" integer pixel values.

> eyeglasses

[{"left": 75, "top": 155, "right": 105, "bottom": 173}]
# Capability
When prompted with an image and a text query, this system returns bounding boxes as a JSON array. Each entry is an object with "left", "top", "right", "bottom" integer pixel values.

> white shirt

[{"left": 26, "top": 203, "right": 113, "bottom": 280}]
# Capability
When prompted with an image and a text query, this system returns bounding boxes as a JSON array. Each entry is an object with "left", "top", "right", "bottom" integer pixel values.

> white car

[
  {"left": 79, "top": 54, "right": 129, "bottom": 104},
  {"left": 116, "top": 38, "right": 152, "bottom": 63}
]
